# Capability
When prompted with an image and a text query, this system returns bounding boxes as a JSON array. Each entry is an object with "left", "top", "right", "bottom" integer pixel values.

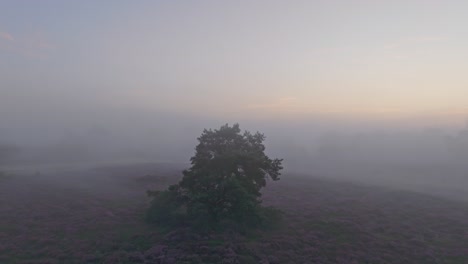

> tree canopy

[{"left": 147, "top": 123, "right": 283, "bottom": 229}]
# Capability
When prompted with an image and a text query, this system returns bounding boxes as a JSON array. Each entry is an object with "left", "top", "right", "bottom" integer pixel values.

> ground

[{"left": 0, "top": 163, "right": 467, "bottom": 263}]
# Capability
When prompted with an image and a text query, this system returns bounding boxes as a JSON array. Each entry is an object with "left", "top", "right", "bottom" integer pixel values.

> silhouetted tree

[{"left": 147, "top": 124, "right": 283, "bottom": 228}]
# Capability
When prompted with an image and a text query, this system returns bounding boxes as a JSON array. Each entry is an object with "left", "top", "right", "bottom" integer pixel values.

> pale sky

[{"left": 1, "top": 0, "right": 468, "bottom": 122}]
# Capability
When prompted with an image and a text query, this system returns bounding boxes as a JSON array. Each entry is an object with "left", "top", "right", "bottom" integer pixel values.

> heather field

[{"left": 1, "top": 163, "right": 467, "bottom": 264}]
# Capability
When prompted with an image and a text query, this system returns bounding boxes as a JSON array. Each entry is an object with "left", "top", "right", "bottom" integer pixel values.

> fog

[
  {"left": 2, "top": 105, "right": 467, "bottom": 166},
  {"left": 2, "top": 0, "right": 468, "bottom": 201},
  {"left": 2, "top": 104, "right": 468, "bottom": 200}
]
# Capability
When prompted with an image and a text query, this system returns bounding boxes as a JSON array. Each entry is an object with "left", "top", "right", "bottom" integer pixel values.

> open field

[{"left": 1, "top": 163, "right": 467, "bottom": 263}]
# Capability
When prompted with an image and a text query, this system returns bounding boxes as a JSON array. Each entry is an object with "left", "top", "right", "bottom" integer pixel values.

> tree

[{"left": 147, "top": 124, "right": 283, "bottom": 228}]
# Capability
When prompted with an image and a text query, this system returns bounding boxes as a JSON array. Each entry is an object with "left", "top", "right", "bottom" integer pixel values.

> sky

[
  {"left": 2, "top": 1, "right": 468, "bottom": 167},
  {"left": 1, "top": 0, "right": 468, "bottom": 123}
]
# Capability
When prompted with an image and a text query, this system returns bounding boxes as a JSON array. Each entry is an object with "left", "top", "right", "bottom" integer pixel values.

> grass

[{"left": 0, "top": 165, "right": 467, "bottom": 263}]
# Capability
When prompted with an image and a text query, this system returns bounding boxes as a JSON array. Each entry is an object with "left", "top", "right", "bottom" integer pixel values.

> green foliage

[
  {"left": 147, "top": 123, "right": 283, "bottom": 230},
  {"left": 146, "top": 185, "right": 186, "bottom": 227}
]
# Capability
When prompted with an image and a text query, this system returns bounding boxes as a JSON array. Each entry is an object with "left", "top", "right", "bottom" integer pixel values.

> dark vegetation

[
  {"left": 1, "top": 164, "right": 467, "bottom": 263},
  {"left": 146, "top": 124, "right": 283, "bottom": 232}
]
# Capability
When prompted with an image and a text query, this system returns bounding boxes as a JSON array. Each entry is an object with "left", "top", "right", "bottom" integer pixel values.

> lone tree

[{"left": 147, "top": 124, "right": 283, "bottom": 228}]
